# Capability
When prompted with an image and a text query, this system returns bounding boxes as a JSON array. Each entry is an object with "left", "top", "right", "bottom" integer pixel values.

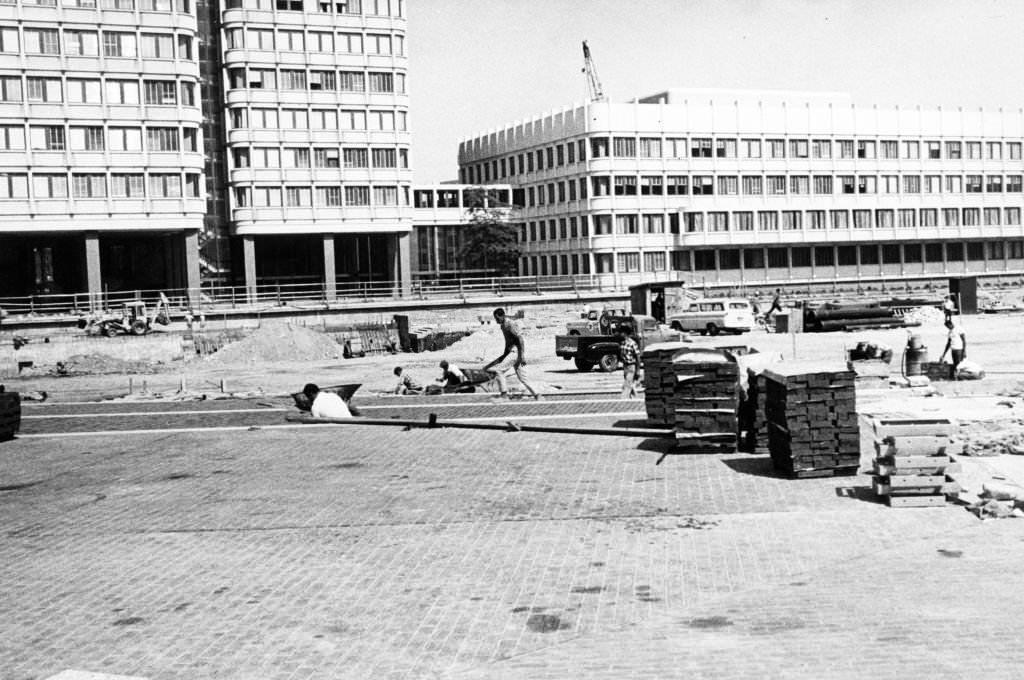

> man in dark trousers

[
  {"left": 618, "top": 326, "right": 640, "bottom": 399},
  {"left": 483, "top": 308, "right": 540, "bottom": 399}
]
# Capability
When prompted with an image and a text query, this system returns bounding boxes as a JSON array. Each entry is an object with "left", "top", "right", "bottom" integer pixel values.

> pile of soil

[
  {"left": 207, "top": 322, "right": 345, "bottom": 364},
  {"left": 438, "top": 322, "right": 560, "bottom": 363},
  {"left": 52, "top": 354, "right": 154, "bottom": 376}
]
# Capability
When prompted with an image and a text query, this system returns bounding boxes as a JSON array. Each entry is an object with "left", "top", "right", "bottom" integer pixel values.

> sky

[{"left": 407, "top": 0, "right": 1024, "bottom": 183}]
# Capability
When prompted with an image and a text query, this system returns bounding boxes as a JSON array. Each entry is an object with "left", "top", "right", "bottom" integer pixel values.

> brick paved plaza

[{"left": 3, "top": 400, "right": 1022, "bottom": 679}]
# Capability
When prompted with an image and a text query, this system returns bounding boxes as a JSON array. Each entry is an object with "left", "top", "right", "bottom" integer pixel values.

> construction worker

[
  {"left": 939, "top": 319, "right": 967, "bottom": 380},
  {"left": 483, "top": 307, "right": 540, "bottom": 400},
  {"left": 303, "top": 383, "right": 351, "bottom": 419},
  {"left": 393, "top": 366, "right": 424, "bottom": 395},
  {"left": 618, "top": 325, "right": 640, "bottom": 399},
  {"left": 438, "top": 360, "right": 465, "bottom": 388}
]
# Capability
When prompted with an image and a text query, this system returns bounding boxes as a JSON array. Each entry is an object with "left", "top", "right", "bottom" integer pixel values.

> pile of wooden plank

[
  {"left": 641, "top": 342, "right": 693, "bottom": 425},
  {"left": 871, "top": 418, "right": 961, "bottom": 507},
  {"left": 673, "top": 360, "right": 740, "bottom": 453},
  {"left": 0, "top": 388, "right": 21, "bottom": 441},
  {"left": 763, "top": 363, "right": 860, "bottom": 477}
]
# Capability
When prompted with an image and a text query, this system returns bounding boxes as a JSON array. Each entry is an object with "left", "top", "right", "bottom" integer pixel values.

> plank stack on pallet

[
  {"left": 0, "top": 388, "right": 21, "bottom": 442},
  {"left": 871, "top": 418, "right": 961, "bottom": 507},
  {"left": 641, "top": 342, "right": 693, "bottom": 426},
  {"left": 762, "top": 363, "right": 860, "bottom": 477},
  {"left": 673, "top": 358, "right": 740, "bottom": 453}
]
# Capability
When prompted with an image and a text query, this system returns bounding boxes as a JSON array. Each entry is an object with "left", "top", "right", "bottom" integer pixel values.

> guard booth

[
  {"left": 948, "top": 276, "right": 978, "bottom": 314},
  {"left": 629, "top": 281, "right": 694, "bottom": 322}
]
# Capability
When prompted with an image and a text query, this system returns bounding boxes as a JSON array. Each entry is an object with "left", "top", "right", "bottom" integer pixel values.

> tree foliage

[{"left": 456, "top": 187, "right": 521, "bottom": 276}]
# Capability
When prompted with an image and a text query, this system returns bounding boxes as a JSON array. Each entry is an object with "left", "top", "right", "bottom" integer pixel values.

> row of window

[
  {"left": 521, "top": 241, "right": 1024, "bottom": 277},
  {"left": 0, "top": 124, "right": 199, "bottom": 152},
  {"left": 225, "top": 28, "right": 404, "bottom": 56},
  {"left": 521, "top": 207, "right": 1024, "bottom": 243},
  {"left": 0, "top": 171, "right": 201, "bottom": 198},
  {"left": 226, "top": 67, "right": 404, "bottom": 94},
  {"left": 224, "top": 0, "right": 401, "bottom": 18},
  {"left": 0, "top": 27, "right": 192, "bottom": 59},
  {"left": 0, "top": 75, "right": 195, "bottom": 105},
  {"left": 0, "top": 0, "right": 190, "bottom": 12},
  {"left": 510, "top": 172, "right": 1024, "bottom": 208},
  {"left": 228, "top": 106, "right": 407, "bottom": 132},
  {"left": 231, "top": 145, "right": 408, "bottom": 169},
  {"left": 232, "top": 183, "right": 406, "bottom": 208},
  {"left": 461, "top": 135, "right": 1024, "bottom": 184}
]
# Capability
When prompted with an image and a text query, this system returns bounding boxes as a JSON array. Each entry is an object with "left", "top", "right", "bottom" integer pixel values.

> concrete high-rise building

[
  {"left": 458, "top": 89, "right": 1024, "bottom": 287},
  {"left": 0, "top": 0, "right": 204, "bottom": 300}
]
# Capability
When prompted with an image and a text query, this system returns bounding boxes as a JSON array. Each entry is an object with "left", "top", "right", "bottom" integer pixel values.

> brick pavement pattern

[{"left": 0, "top": 419, "right": 1013, "bottom": 679}]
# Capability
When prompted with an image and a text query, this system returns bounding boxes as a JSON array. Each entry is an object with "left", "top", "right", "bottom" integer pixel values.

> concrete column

[
  {"left": 243, "top": 235, "right": 257, "bottom": 303},
  {"left": 393, "top": 231, "right": 411, "bottom": 296},
  {"left": 184, "top": 230, "right": 200, "bottom": 306},
  {"left": 323, "top": 234, "right": 336, "bottom": 301},
  {"left": 84, "top": 232, "right": 102, "bottom": 310}
]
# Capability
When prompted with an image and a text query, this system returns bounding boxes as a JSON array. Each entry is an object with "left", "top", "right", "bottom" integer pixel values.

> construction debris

[
  {"left": 870, "top": 418, "right": 961, "bottom": 508},
  {"left": 207, "top": 322, "right": 345, "bottom": 364},
  {"left": 763, "top": 362, "right": 860, "bottom": 477}
]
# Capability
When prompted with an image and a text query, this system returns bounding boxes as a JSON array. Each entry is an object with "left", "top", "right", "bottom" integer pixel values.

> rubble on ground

[
  {"left": 902, "top": 306, "right": 945, "bottom": 325},
  {"left": 959, "top": 419, "right": 1024, "bottom": 456},
  {"left": 47, "top": 354, "right": 154, "bottom": 376},
  {"left": 206, "top": 322, "right": 345, "bottom": 364}
]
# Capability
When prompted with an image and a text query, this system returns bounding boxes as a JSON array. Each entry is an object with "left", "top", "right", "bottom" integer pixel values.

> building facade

[
  {"left": 458, "top": 89, "right": 1024, "bottom": 287},
  {"left": 0, "top": 0, "right": 204, "bottom": 299}
]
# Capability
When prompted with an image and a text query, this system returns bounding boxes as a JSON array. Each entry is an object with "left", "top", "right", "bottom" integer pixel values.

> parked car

[
  {"left": 555, "top": 314, "right": 683, "bottom": 372},
  {"left": 667, "top": 298, "right": 755, "bottom": 336}
]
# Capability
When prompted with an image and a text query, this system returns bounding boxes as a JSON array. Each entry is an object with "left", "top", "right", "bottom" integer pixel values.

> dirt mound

[
  {"left": 53, "top": 354, "right": 153, "bottom": 376},
  {"left": 208, "top": 322, "right": 345, "bottom": 364},
  {"left": 438, "top": 322, "right": 560, "bottom": 363}
]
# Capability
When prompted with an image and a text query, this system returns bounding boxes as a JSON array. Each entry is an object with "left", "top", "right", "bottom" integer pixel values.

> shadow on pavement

[
  {"left": 612, "top": 418, "right": 658, "bottom": 429},
  {"left": 720, "top": 455, "right": 787, "bottom": 478},
  {"left": 834, "top": 485, "right": 887, "bottom": 505}
]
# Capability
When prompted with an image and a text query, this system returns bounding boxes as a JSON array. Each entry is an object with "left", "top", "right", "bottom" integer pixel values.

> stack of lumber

[
  {"left": 673, "top": 359, "right": 740, "bottom": 453},
  {"left": 641, "top": 342, "right": 693, "bottom": 425},
  {"left": 804, "top": 302, "right": 906, "bottom": 333},
  {"left": 921, "top": 362, "right": 952, "bottom": 381},
  {"left": 763, "top": 363, "right": 860, "bottom": 477},
  {"left": 871, "top": 418, "right": 961, "bottom": 507},
  {"left": 0, "top": 388, "right": 21, "bottom": 441}
]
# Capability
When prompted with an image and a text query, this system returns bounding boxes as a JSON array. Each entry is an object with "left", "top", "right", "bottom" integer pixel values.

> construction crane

[{"left": 581, "top": 40, "right": 607, "bottom": 102}]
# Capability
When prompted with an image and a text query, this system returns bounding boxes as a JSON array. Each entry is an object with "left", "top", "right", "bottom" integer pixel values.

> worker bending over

[
  {"left": 393, "top": 366, "right": 424, "bottom": 395},
  {"left": 939, "top": 319, "right": 967, "bottom": 380},
  {"left": 438, "top": 360, "right": 465, "bottom": 388},
  {"left": 303, "top": 383, "right": 351, "bottom": 419},
  {"left": 483, "top": 307, "right": 540, "bottom": 400}
]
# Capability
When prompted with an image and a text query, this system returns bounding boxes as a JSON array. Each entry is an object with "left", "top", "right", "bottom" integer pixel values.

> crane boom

[{"left": 582, "top": 41, "right": 606, "bottom": 102}]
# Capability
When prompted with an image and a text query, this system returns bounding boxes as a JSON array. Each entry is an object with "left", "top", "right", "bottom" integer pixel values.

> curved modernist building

[
  {"left": 221, "top": 0, "right": 412, "bottom": 296},
  {"left": 0, "top": 0, "right": 204, "bottom": 298},
  {"left": 459, "top": 89, "right": 1024, "bottom": 287}
]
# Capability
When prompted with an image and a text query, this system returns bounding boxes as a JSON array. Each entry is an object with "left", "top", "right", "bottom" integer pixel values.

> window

[
  {"left": 280, "top": 70, "right": 307, "bottom": 90},
  {"left": 65, "top": 31, "right": 99, "bottom": 56},
  {"left": 853, "top": 209, "right": 872, "bottom": 229},
  {"left": 837, "top": 246, "right": 857, "bottom": 266},
  {"left": 31, "top": 126, "right": 65, "bottom": 151},
  {"left": 984, "top": 207, "right": 1001, "bottom": 225},
  {"left": 882, "top": 244, "right": 901, "bottom": 264},
  {"left": 1009, "top": 143, "right": 1022, "bottom": 160},
  {"left": 666, "top": 176, "right": 688, "bottom": 195},
  {"left": 767, "top": 176, "right": 786, "bottom": 195},
  {"left": 590, "top": 137, "right": 609, "bottom": 158},
  {"left": 808, "top": 210, "right": 826, "bottom": 230},
  {"left": 789, "top": 176, "right": 809, "bottom": 195},
  {"left": 644, "top": 252, "right": 666, "bottom": 272},
  {"left": 102, "top": 0, "right": 135, "bottom": 8},
  {"left": 338, "top": 32, "right": 363, "bottom": 52},
  {"left": 813, "top": 175, "right": 832, "bottom": 194},
  {"left": 943, "top": 208, "right": 960, "bottom": 226},
  {"left": 768, "top": 139, "right": 785, "bottom": 158},
  {"left": 899, "top": 209, "right": 916, "bottom": 228},
  {"left": 614, "top": 176, "right": 637, "bottom": 196},
  {"left": 903, "top": 176, "right": 920, "bottom": 193},
  {"left": 1007, "top": 176, "right": 1023, "bottom": 192},
  {"left": 310, "top": 71, "right": 335, "bottom": 91},
  {"left": 0, "top": 173, "right": 29, "bottom": 199},
  {"left": 27, "top": 78, "right": 62, "bottom": 103},
  {"left": 0, "top": 126, "right": 24, "bottom": 150},
  {"left": 691, "top": 138, "right": 712, "bottom": 157},
  {"left": 25, "top": 29, "right": 60, "bottom": 55},
  {"left": 285, "top": 148, "right": 309, "bottom": 168},
  {"left": 791, "top": 247, "right": 811, "bottom": 268},
  {"left": 185, "top": 174, "right": 200, "bottom": 197},
  {"left": 860, "top": 245, "right": 879, "bottom": 265},
  {"left": 988, "top": 241, "right": 1004, "bottom": 259},
  {"left": 966, "top": 141, "right": 982, "bottom": 160},
  {"left": 876, "top": 209, "right": 894, "bottom": 229},
  {"left": 147, "top": 127, "right": 179, "bottom": 151},
  {"left": 317, "top": 186, "right": 342, "bottom": 206},
  {"left": 374, "top": 186, "right": 400, "bottom": 206},
  {"left": 904, "top": 244, "right": 923, "bottom": 263},
  {"left": 229, "top": 108, "right": 247, "bottom": 129},
  {"left": 830, "top": 210, "right": 849, "bottom": 229},
  {"left": 233, "top": 187, "right": 250, "bottom": 207},
  {"left": 963, "top": 208, "right": 980, "bottom": 226},
  {"left": 946, "top": 242, "right": 964, "bottom": 261},
  {"left": 857, "top": 140, "right": 876, "bottom": 159},
  {"left": 615, "top": 215, "right": 638, "bottom": 234},
  {"left": 367, "top": 33, "right": 392, "bottom": 55},
  {"left": 140, "top": 33, "right": 174, "bottom": 58},
  {"left": 881, "top": 175, "right": 899, "bottom": 194},
  {"left": 0, "top": 27, "right": 18, "bottom": 53},
  {"left": 715, "top": 138, "right": 736, "bottom": 158},
  {"left": 708, "top": 212, "right": 728, "bottom": 232},
  {"left": 275, "top": 0, "right": 303, "bottom": 9},
  {"left": 68, "top": 79, "right": 102, "bottom": 104},
  {"left": 925, "top": 242, "right": 944, "bottom": 262},
  {"left": 144, "top": 80, "right": 178, "bottom": 105},
  {"left": 139, "top": 0, "right": 173, "bottom": 9},
  {"left": 743, "top": 249, "right": 763, "bottom": 269},
  {"left": 253, "top": 187, "right": 282, "bottom": 207},
  {"left": 920, "top": 209, "right": 938, "bottom": 227},
  {"left": 903, "top": 140, "right": 920, "bottom": 159},
  {"left": 640, "top": 176, "right": 663, "bottom": 195},
  {"left": 880, "top": 140, "right": 898, "bottom": 159},
  {"left": 613, "top": 137, "right": 636, "bottom": 157},
  {"left": 767, "top": 248, "right": 788, "bottom": 268},
  {"left": 251, "top": 147, "right": 279, "bottom": 168},
  {"left": 734, "top": 212, "right": 753, "bottom": 231},
  {"left": 72, "top": 174, "right": 106, "bottom": 198},
  {"left": 742, "top": 176, "right": 762, "bottom": 195},
  {"left": 781, "top": 211, "right": 802, "bottom": 230},
  {"left": 692, "top": 176, "right": 713, "bottom": 195},
  {"left": 717, "top": 176, "right": 738, "bottom": 195},
  {"left": 372, "top": 148, "right": 396, "bottom": 168},
  {"left": 946, "top": 141, "right": 962, "bottom": 159},
  {"left": 986, "top": 176, "right": 1003, "bottom": 192},
  {"left": 684, "top": 213, "right": 703, "bottom": 232},
  {"left": 926, "top": 141, "right": 941, "bottom": 159},
  {"left": 1007, "top": 208, "right": 1022, "bottom": 225},
  {"left": 341, "top": 148, "right": 367, "bottom": 168},
  {"left": 811, "top": 139, "right": 831, "bottom": 159},
  {"left": 642, "top": 214, "right": 664, "bottom": 233},
  {"left": 279, "top": 30, "right": 304, "bottom": 51},
  {"left": 368, "top": 72, "right": 393, "bottom": 93},
  {"left": 339, "top": 72, "right": 366, "bottom": 92},
  {"left": 148, "top": 174, "right": 182, "bottom": 197},
  {"left": 987, "top": 142, "right": 1002, "bottom": 160},
  {"left": 33, "top": 174, "right": 68, "bottom": 198},
  {"left": 814, "top": 246, "right": 834, "bottom": 266},
  {"left": 108, "top": 127, "right": 142, "bottom": 151},
  {"left": 758, "top": 211, "right": 777, "bottom": 231},
  {"left": 616, "top": 252, "right": 640, "bottom": 273},
  {"left": 924, "top": 175, "right": 941, "bottom": 193},
  {"left": 639, "top": 138, "right": 662, "bottom": 158},
  {"left": 965, "top": 175, "right": 982, "bottom": 193},
  {"left": 285, "top": 186, "right": 311, "bottom": 207},
  {"left": 310, "top": 32, "right": 334, "bottom": 52},
  {"left": 741, "top": 138, "right": 761, "bottom": 158},
  {"left": 946, "top": 175, "right": 962, "bottom": 193},
  {"left": 70, "top": 126, "right": 105, "bottom": 151},
  {"left": 839, "top": 140, "right": 854, "bottom": 158},
  {"left": 789, "top": 139, "right": 808, "bottom": 158},
  {"left": 857, "top": 176, "right": 876, "bottom": 194},
  {"left": 0, "top": 76, "right": 22, "bottom": 102},
  {"left": 183, "top": 128, "right": 197, "bottom": 151},
  {"left": 315, "top": 148, "right": 340, "bottom": 168}
]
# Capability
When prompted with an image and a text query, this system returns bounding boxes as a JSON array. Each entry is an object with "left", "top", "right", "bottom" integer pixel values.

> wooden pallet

[
  {"left": 886, "top": 494, "right": 948, "bottom": 508},
  {"left": 790, "top": 465, "right": 859, "bottom": 479}
]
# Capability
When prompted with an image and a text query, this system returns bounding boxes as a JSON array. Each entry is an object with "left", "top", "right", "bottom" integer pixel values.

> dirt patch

[
  {"left": 570, "top": 586, "right": 604, "bottom": 594},
  {"left": 525, "top": 613, "right": 570, "bottom": 633},
  {"left": 112, "top": 616, "right": 144, "bottom": 626},
  {"left": 686, "top": 616, "right": 733, "bottom": 629},
  {"left": 50, "top": 354, "right": 153, "bottom": 376},
  {"left": 207, "top": 322, "right": 345, "bottom": 364}
]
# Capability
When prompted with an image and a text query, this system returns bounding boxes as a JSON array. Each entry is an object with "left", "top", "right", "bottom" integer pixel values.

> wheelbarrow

[
  {"left": 441, "top": 368, "right": 496, "bottom": 394},
  {"left": 291, "top": 383, "right": 361, "bottom": 411}
]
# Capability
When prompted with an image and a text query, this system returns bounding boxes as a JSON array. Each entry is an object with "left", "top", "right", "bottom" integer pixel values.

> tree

[{"left": 456, "top": 187, "right": 521, "bottom": 276}]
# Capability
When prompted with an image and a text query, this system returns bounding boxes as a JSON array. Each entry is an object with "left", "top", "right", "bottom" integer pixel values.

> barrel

[{"left": 904, "top": 341, "right": 929, "bottom": 377}]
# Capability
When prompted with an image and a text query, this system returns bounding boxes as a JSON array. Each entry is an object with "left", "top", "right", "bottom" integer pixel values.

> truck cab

[{"left": 555, "top": 314, "right": 684, "bottom": 372}]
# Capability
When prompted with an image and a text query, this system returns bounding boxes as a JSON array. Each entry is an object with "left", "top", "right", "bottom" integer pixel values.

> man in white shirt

[
  {"left": 439, "top": 360, "right": 465, "bottom": 388},
  {"left": 303, "top": 383, "right": 351, "bottom": 419},
  {"left": 939, "top": 320, "right": 967, "bottom": 380}
]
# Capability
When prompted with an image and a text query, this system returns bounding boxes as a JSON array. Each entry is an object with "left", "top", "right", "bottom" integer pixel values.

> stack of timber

[
  {"left": 0, "top": 388, "right": 21, "bottom": 441},
  {"left": 763, "top": 363, "right": 860, "bottom": 477},
  {"left": 871, "top": 418, "right": 961, "bottom": 508},
  {"left": 642, "top": 342, "right": 694, "bottom": 425},
  {"left": 673, "top": 353, "right": 740, "bottom": 453},
  {"left": 803, "top": 302, "right": 907, "bottom": 333}
]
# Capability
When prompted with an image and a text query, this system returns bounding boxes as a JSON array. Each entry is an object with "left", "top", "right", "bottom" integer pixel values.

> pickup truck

[
  {"left": 555, "top": 314, "right": 684, "bottom": 372},
  {"left": 565, "top": 307, "right": 627, "bottom": 335}
]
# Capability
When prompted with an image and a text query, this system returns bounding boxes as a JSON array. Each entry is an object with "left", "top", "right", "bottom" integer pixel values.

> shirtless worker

[{"left": 483, "top": 308, "right": 540, "bottom": 400}]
